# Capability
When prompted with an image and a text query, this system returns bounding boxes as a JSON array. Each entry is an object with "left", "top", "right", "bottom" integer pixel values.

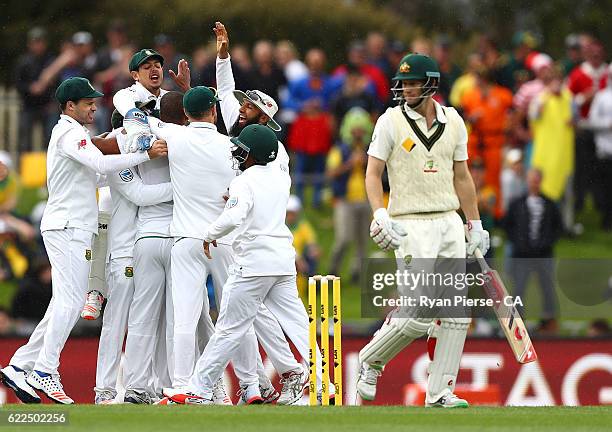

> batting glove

[
  {"left": 370, "top": 208, "right": 407, "bottom": 251},
  {"left": 466, "top": 220, "right": 490, "bottom": 257}
]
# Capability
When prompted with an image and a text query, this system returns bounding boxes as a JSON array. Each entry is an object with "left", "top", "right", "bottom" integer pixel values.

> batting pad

[
  {"left": 359, "top": 316, "right": 432, "bottom": 366},
  {"left": 426, "top": 317, "right": 470, "bottom": 403}
]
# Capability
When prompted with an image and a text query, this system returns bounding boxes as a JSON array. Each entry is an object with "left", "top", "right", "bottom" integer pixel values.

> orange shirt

[{"left": 461, "top": 84, "right": 513, "bottom": 148}]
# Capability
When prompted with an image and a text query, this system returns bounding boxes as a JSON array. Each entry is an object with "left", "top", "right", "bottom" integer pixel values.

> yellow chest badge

[
  {"left": 125, "top": 267, "right": 134, "bottom": 278},
  {"left": 401, "top": 138, "right": 416, "bottom": 153}
]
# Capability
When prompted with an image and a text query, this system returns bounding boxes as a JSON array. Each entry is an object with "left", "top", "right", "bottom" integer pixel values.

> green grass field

[{"left": 0, "top": 405, "right": 611, "bottom": 432}]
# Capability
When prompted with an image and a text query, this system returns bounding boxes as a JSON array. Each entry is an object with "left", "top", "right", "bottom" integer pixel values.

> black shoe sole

[{"left": 0, "top": 371, "right": 41, "bottom": 404}]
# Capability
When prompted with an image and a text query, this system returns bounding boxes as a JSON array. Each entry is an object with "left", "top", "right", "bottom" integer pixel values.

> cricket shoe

[
  {"left": 260, "top": 383, "right": 280, "bottom": 404},
  {"left": 356, "top": 362, "right": 382, "bottom": 401},
  {"left": 277, "top": 367, "right": 307, "bottom": 405},
  {"left": 95, "top": 390, "right": 117, "bottom": 405},
  {"left": 81, "top": 290, "right": 104, "bottom": 320},
  {"left": 212, "top": 378, "right": 233, "bottom": 405},
  {"left": 0, "top": 365, "right": 41, "bottom": 404},
  {"left": 156, "top": 397, "right": 178, "bottom": 405},
  {"left": 426, "top": 393, "right": 469, "bottom": 408},
  {"left": 237, "top": 383, "right": 264, "bottom": 405},
  {"left": 26, "top": 370, "right": 74, "bottom": 404},
  {"left": 123, "top": 389, "right": 153, "bottom": 404},
  {"left": 163, "top": 387, "right": 213, "bottom": 405}
]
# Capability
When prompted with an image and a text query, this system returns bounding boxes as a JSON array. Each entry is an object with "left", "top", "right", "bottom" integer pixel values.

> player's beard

[{"left": 229, "top": 116, "right": 259, "bottom": 137}]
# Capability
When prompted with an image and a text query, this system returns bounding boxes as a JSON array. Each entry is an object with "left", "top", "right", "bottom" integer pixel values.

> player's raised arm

[{"left": 214, "top": 21, "right": 241, "bottom": 128}]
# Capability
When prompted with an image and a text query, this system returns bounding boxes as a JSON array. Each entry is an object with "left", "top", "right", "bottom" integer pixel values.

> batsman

[{"left": 356, "top": 54, "right": 490, "bottom": 408}]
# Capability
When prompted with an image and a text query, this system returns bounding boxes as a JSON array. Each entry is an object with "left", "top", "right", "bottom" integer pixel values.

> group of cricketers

[{"left": 0, "top": 21, "right": 489, "bottom": 408}]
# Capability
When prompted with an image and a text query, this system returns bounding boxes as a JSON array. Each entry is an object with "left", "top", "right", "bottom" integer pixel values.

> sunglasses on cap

[{"left": 246, "top": 90, "right": 263, "bottom": 103}]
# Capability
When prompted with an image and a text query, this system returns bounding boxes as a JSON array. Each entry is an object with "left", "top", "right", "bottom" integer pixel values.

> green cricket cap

[
  {"left": 55, "top": 77, "right": 103, "bottom": 104},
  {"left": 129, "top": 48, "right": 164, "bottom": 72},
  {"left": 183, "top": 86, "right": 220, "bottom": 116}
]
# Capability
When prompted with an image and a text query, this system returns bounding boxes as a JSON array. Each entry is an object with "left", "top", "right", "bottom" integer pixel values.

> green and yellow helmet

[{"left": 391, "top": 53, "right": 440, "bottom": 106}]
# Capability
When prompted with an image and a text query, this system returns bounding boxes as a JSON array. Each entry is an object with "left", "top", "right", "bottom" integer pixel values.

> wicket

[{"left": 308, "top": 275, "right": 342, "bottom": 406}]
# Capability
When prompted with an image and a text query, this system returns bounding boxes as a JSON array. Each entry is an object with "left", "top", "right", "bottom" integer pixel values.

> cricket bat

[{"left": 474, "top": 248, "right": 538, "bottom": 364}]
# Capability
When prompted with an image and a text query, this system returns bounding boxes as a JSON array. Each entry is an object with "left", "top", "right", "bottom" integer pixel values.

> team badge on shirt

[
  {"left": 226, "top": 196, "right": 238, "bottom": 208},
  {"left": 85, "top": 249, "right": 92, "bottom": 261},
  {"left": 423, "top": 159, "right": 438, "bottom": 173},
  {"left": 78, "top": 139, "right": 87, "bottom": 149},
  {"left": 125, "top": 267, "right": 134, "bottom": 278},
  {"left": 119, "top": 169, "right": 134, "bottom": 182}
]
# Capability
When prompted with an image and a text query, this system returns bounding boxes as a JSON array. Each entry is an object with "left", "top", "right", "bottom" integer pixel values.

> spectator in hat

[
  {"left": 13, "top": 27, "right": 57, "bottom": 151},
  {"left": 154, "top": 34, "right": 188, "bottom": 91}
]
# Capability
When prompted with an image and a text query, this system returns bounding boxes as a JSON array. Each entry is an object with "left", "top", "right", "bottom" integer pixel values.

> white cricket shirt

[
  {"left": 41, "top": 115, "right": 150, "bottom": 234},
  {"left": 204, "top": 163, "right": 296, "bottom": 277},
  {"left": 149, "top": 119, "right": 238, "bottom": 243}
]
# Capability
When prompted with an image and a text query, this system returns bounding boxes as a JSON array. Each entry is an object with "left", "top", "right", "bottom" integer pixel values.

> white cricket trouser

[
  {"left": 123, "top": 237, "right": 173, "bottom": 394},
  {"left": 11, "top": 228, "right": 93, "bottom": 374},
  {"left": 189, "top": 272, "right": 316, "bottom": 397},
  {"left": 171, "top": 239, "right": 258, "bottom": 387},
  {"left": 94, "top": 257, "right": 134, "bottom": 395},
  {"left": 360, "top": 211, "right": 469, "bottom": 401}
]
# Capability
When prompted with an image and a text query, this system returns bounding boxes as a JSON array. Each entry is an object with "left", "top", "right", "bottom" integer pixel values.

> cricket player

[
  {"left": 92, "top": 128, "right": 174, "bottom": 404},
  {"left": 213, "top": 21, "right": 325, "bottom": 403},
  {"left": 0, "top": 77, "right": 166, "bottom": 404},
  {"left": 355, "top": 54, "right": 490, "bottom": 408},
  {"left": 163, "top": 124, "right": 318, "bottom": 405},
  {"left": 112, "top": 49, "right": 176, "bottom": 404}
]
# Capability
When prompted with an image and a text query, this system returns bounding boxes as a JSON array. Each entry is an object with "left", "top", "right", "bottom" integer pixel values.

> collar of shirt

[
  {"left": 188, "top": 121, "right": 217, "bottom": 131},
  {"left": 403, "top": 100, "right": 448, "bottom": 125},
  {"left": 134, "top": 81, "right": 160, "bottom": 102},
  {"left": 59, "top": 114, "right": 88, "bottom": 133}
]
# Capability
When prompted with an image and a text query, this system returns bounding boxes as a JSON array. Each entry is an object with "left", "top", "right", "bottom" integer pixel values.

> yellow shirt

[
  {"left": 291, "top": 220, "right": 316, "bottom": 258},
  {"left": 327, "top": 147, "right": 367, "bottom": 203},
  {"left": 530, "top": 89, "right": 575, "bottom": 201}
]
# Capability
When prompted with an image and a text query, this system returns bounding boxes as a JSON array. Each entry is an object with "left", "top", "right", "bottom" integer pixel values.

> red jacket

[
  {"left": 567, "top": 62, "right": 608, "bottom": 119},
  {"left": 287, "top": 113, "right": 333, "bottom": 155}
]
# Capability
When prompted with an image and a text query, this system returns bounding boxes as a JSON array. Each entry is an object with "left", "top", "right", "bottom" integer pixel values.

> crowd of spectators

[{"left": 6, "top": 20, "right": 612, "bottom": 335}]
